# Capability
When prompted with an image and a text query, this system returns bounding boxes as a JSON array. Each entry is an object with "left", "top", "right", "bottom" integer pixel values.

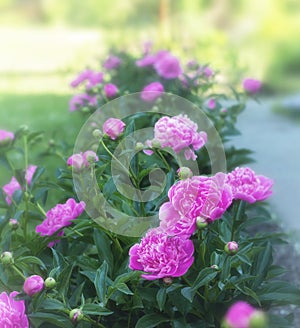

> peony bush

[{"left": 0, "top": 45, "right": 299, "bottom": 328}]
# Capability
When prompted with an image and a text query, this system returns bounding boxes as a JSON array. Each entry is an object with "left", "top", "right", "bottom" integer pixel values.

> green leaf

[
  {"left": 82, "top": 303, "right": 113, "bottom": 316},
  {"left": 93, "top": 229, "right": 113, "bottom": 274},
  {"left": 251, "top": 242, "right": 272, "bottom": 289},
  {"left": 38, "top": 298, "right": 65, "bottom": 311},
  {"left": 135, "top": 313, "right": 169, "bottom": 328},
  {"left": 94, "top": 261, "right": 108, "bottom": 304},
  {"left": 116, "top": 282, "right": 133, "bottom": 295},
  {"left": 15, "top": 256, "right": 46, "bottom": 270},
  {"left": 29, "top": 312, "right": 73, "bottom": 328},
  {"left": 181, "top": 287, "right": 194, "bottom": 303},
  {"left": 156, "top": 288, "right": 167, "bottom": 311},
  {"left": 192, "top": 267, "right": 218, "bottom": 291}
]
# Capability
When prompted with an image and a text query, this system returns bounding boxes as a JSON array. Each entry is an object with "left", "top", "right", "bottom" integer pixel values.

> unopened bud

[
  {"left": 163, "top": 277, "right": 173, "bottom": 285},
  {"left": 1, "top": 252, "right": 14, "bottom": 265},
  {"left": 151, "top": 139, "right": 161, "bottom": 149},
  {"left": 81, "top": 107, "right": 90, "bottom": 114},
  {"left": 211, "top": 264, "right": 219, "bottom": 271},
  {"left": 177, "top": 167, "right": 193, "bottom": 179},
  {"left": 224, "top": 241, "right": 239, "bottom": 255},
  {"left": 196, "top": 217, "right": 208, "bottom": 230},
  {"left": 45, "top": 277, "right": 56, "bottom": 289},
  {"left": 69, "top": 308, "right": 84, "bottom": 322},
  {"left": 48, "top": 139, "right": 55, "bottom": 147},
  {"left": 249, "top": 311, "right": 268, "bottom": 328},
  {"left": 135, "top": 142, "right": 144, "bottom": 151},
  {"left": 19, "top": 125, "right": 29, "bottom": 134},
  {"left": 9, "top": 218, "right": 19, "bottom": 230},
  {"left": 92, "top": 129, "right": 103, "bottom": 139}
]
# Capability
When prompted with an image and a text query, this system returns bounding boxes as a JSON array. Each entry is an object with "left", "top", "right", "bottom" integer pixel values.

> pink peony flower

[
  {"left": 168, "top": 173, "right": 233, "bottom": 222},
  {"left": 141, "top": 82, "right": 164, "bottom": 102},
  {"left": 226, "top": 167, "right": 273, "bottom": 203},
  {"left": 103, "top": 55, "right": 122, "bottom": 70},
  {"left": 25, "top": 165, "right": 37, "bottom": 185},
  {"left": 69, "top": 93, "right": 97, "bottom": 112},
  {"left": 35, "top": 198, "right": 85, "bottom": 239},
  {"left": 3, "top": 176, "right": 21, "bottom": 205},
  {"left": 243, "top": 78, "right": 262, "bottom": 94},
  {"left": 223, "top": 301, "right": 269, "bottom": 328},
  {"left": 23, "top": 275, "right": 44, "bottom": 296},
  {"left": 224, "top": 241, "right": 239, "bottom": 255},
  {"left": 104, "top": 83, "right": 118, "bottom": 98},
  {"left": 0, "top": 291, "right": 29, "bottom": 327},
  {"left": 152, "top": 114, "right": 207, "bottom": 160},
  {"left": 159, "top": 202, "right": 196, "bottom": 237},
  {"left": 129, "top": 228, "right": 194, "bottom": 280},
  {"left": 154, "top": 53, "right": 183, "bottom": 79},
  {"left": 204, "top": 66, "right": 213, "bottom": 77},
  {"left": 0, "top": 129, "right": 14, "bottom": 145},
  {"left": 67, "top": 150, "right": 98, "bottom": 170},
  {"left": 136, "top": 54, "right": 157, "bottom": 67},
  {"left": 70, "top": 69, "right": 103, "bottom": 89},
  {"left": 103, "top": 118, "right": 125, "bottom": 140}
]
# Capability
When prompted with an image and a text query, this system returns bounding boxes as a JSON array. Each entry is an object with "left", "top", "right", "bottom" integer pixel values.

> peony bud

[
  {"left": 0, "top": 251, "right": 14, "bottom": 265},
  {"left": 163, "top": 277, "right": 173, "bottom": 285},
  {"left": 196, "top": 217, "right": 208, "bottom": 230},
  {"left": 210, "top": 264, "right": 220, "bottom": 271},
  {"left": 9, "top": 218, "right": 19, "bottom": 230},
  {"left": 92, "top": 129, "right": 103, "bottom": 139},
  {"left": 177, "top": 167, "right": 193, "bottom": 180},
  {"left": 151, "top": 139, "right": 161, "bottom": 149},
  {"left": 104, "top": 83, "right": 118, "bottom": 98},
  {"left": 135, "top": 142, "right": 144, "bottom": 151},
  {"left": 69, "top": 308, "right": 84, "bottom": 322},
  {"left": 224, "top": 241, "right": 239, "bottom": 255},
  {"left": 23, "top": 275, "right": 44, "bottom": 296},
  {"left": 44, "top": 277, "right": 56, "bottom": 289},
  {"left": 0, "top": 130, "right": 14, "bottom": 147},
  {"left": 249, "top": 310, "right": 268, "bottom": 328},
  {"left": 103, "top": 118, "right": 125, "bottom": 140}
]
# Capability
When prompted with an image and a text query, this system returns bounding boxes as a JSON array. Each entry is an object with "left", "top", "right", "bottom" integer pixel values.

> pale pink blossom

[
  {"left": 103, "top": 118, "right": 125, "bottom": 140},
  {"left": 69, "top": 93, "right": 97, "bottom": 112},
  {"left": 226, "top": 167, "right": 273, "bottom": 203},
  {"left": 104, "top": 83, "right": 118, "bottom": 98},
  {"left": 23, "top": 275, "right": 44, "bottom": 296},
  {"left": 168, "top": 173, "right": 233, "bottom": 222},
  {"left": 70, "top": 69, "right": 103, "bottom": 89},
  {"left": 0, "top": 291, "right": 29, "bottom": 327},
  {"left": 25, "top": 165, "right": 37, "bottom": 185},
  {"left": 141, "top": 82, "right": 164, "bottom": 102},
  {"left": 0, "top": 129, "right": 14, "bottom": 145},
  {"left": 129, "top": 228, "right": 194, "bottom": 280},
  {"left": 154, "top": 53, "right": 182, "bottom": 79},
  {"left": 3, "top": 176, "right": 21, "bottom": 205},
  {"left": 35, "top": 198, "right": 85, "bottom": 240},
  {"left": 243, "top": 78, "right": 262, "bottom": 94},
  {"left": 152, "top": 114, "right": 207, "bottom": 160},
  {"left": 207, "top": 98, "right": 216, "bottom": 109},
  {"left": 159, "top": 202, "right": 196, "bottom": 237},
  {"left": 103, "top": 55, "right": 122, "bottom": 70},
  {"left": 67, "top": 151, "right": 98, "bottom": 170}
]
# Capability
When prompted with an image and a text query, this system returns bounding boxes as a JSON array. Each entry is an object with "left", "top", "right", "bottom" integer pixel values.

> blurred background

[{"left": 0, "top": 0, "right": 300, "bottom": 235}]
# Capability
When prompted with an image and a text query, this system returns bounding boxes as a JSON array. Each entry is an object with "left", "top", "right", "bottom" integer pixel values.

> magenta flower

[
  {"left": 226, "top": 167, "right": 273, "bottom": 203},
  {"left": 136, "top": 54, "right": 157, "bottom": 67},
  {"left": 67, "top": 150, "right": 98, "bottom": 170},
  {"left": 141, "top": 82, "right": 164, "bottom": 102},
  {"left": 152, "top": 114, "right": 207, "bottom": 160},
  {"left": 104, "top": 83, "right": 118, "bottom": 98},
  {"left": 25, "top": 165, "right": 37, "bottom": 185},
  {"left": 207, "top": 98, "right": 216, "bottom": 110},
  {"left": 103, "top": 55, "right": 122, "bottom": 70},
  {"left": 224, "top": 241, "right": 239, "bottom": 255},
  {"left": 35, "top": 198, "right": 85, "bottom": 239},
  {"left": 154, "top": 53, "right": 183, "bottom": 79},
  {"left": 129, "top": 228, "right": 194, "bottom": 280},
  {"left": 243, "top": 78, "right": 262, "bottom": 94},
  {"left": 69, "top": 93, "right": 97, "bottom": 112},
  {"left": 0, "top": 291, "right": 29, "bottom": 327},
  {"left": 103, "top": 118, "right": 125, "bottom": 140},
  {"left": 224, "top": 301, "right": 268, "bottom": 328},
  {"left": 3, "top": 176, "right": 21, "bottom": 205},
  {"left": 204, "top": 66, "right": 213, "bottom": 77},
  {"left": 0, "top": 129, "right": 14, "bottom": 145},
  {"left": 159, "top": 202, "right": 196, "bottom": 237},
  {"left": 23, "top": 275, "right": 44, "bottom": 296},
  {"left": 168, "top": 173, "right": 233, "bottom": 222}
]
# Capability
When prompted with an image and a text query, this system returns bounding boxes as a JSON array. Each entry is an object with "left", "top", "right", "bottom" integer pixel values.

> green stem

[
  {"left": 157, "top": 150, "right": 170, "bottom": 171},
  {"left": 23, "top": 135, "right": 29, "bottom": 241},
  {"left": 12, "top": 265, "right": 26, "bottom": 280},
  {"left": 36, "top": 202, "right": 47, "bottom": 217}
]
